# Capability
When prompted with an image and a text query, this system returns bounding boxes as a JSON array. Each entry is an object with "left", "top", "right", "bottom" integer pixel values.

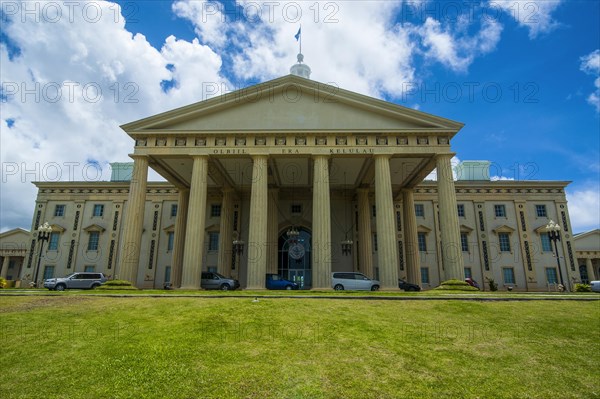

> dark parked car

[
  {"left": 398, "top": 279, "right": 421, "bottom": 292},
  {"left": 201, "top": 272, "right": 240, "bottom": 290},
  {"left": 465, "top": 278, "right": 480, "bottom": 289},
  {"left": 266, "top": 274, "right": 299, "bottom": 290}
]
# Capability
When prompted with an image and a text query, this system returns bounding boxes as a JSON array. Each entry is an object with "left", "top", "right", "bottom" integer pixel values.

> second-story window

[{"left": 93, "top": 204, "right": 104, "bottom": 217}]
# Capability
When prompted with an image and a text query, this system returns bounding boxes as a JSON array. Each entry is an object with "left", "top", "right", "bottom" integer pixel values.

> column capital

[
  {"left": 435, "top": 153, "right": 456, "bottom": 162},
  {"left": 374, "top": 154, "right": 391, "bottom": 160}
]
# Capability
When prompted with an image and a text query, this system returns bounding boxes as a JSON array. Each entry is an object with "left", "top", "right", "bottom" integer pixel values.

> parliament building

[{"left": 1, "top": 56, "right": 598, "bottom": 291}]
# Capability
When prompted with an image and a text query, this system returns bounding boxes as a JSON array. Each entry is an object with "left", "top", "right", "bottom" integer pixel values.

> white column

[
  {"left": 357, "top": 189, "right": 373, "bottom": 278},
  {"left": 171, "top": 189, "right": 189, "bottom": 288},
  {"left": 586, "top": 258, "right": 595, "bottom": 280},
  {"left": 267, "top": 188, "right": 279, "bottom": 274},
  {"left": 402, "top": 189, "right": 421, "bottom": 285},
  {"left": 246, "top": 156, "right": 269, "bottom": 289},
  {"left": 1, "top": 256, "right": 10, "bottom": 279},
  {"left": 217, "top": 188, "right": 234, "bottom": 277},
  {"left": 181, "top": 156, "right": 209, "bottom": 289},
  {"left": 436, "top": 154, "right": 464, "bottom": 280},
  {"left": 312, "top": 155, "right": 332, "bottom": 289},
  {"left": 374, "top": 155, "right": 399, "bottom": 290},
  {"left": 117, "top": 155, "right": 148, "bottom": 285}
]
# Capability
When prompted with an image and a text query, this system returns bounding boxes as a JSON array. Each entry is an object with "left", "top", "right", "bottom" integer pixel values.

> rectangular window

[
  {"left": 494, "top": 204, "right": 506, "bottom": 217},
  {"left": 536, "top": 205, "right": 547, "bottom": 218},
  {"left": 211, "top": 204, "right": 222, "bottom": 218},
  {"left": 291, "top": 204, "right": 302, "bottom": 214},
  {"left": 84, "top": 265, "right": 95, "bottom": 272},
  {"left": 208, "top": 232, "right": 219, "bottom": 251},
  {"left": 499, "top": 233, "right": 511, "bottom": 252},
  {"left": 464, "top": 267, "right": 472, "bottom": 279},
  {"left": 171, "top": 204, "right": 178, "bottom": 217},
  {"left": 545, "top": 267, "right": 558, "bottom": 284},
  {"left": 460, "top": 233, "right": 469, "bottom": 252},
  {"left": 167, "top": 232, "right": 175, "bottom": 251},
  {"left": 540, "top": 233, "right": 552, "bottom": 252},
  {"left": 502, "top": 268, "right": 515, "bottom": 285},
  {"left": 54, "top": 204, "right": 65, "bottom": 217},
  {"left": 457, "top": 204, "right": 465, "bottom": 217},
  {"left": 87, "top": 231, "right": 100, "bottom": 251},
  {"left": 164, "top": 266, "right": 172, "bottom": 283},
  {"left": 93, "top": 204, "right": 104, "bottom": 217},
  {"left": 415, "top": 204, "right": 425, "bottom": 217},
  {"left": 373, "top": 234, "right": 378, "bottom": 251},
  {"left": 48, "top": 232, "right": 60, "bottom": 250},
  {"left": 420, "top": 267, "right": 429, "bottom": 284},
  {"left": 372, "top": 205, "right": 377, "bottom": 218},
  {"left": 418, "top": 233, "right": 427, "bottom": 252},
  {"left": 43, "top": 265, "right": 55, "bottom": 280}
]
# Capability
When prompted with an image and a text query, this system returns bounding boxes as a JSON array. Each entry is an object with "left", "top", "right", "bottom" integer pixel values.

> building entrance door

[{"left": 278, "top": 228, "right": 312, "bottom": 289}]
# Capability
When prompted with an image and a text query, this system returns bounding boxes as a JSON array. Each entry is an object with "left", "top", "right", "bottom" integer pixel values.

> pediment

[
  {"left": 0, "top": 228, "right": 31, "bottom": 250},
  {"left": 163, "top": 224, "right": 175, "bottom": 232},
  {"left": 122, "top": 75, "right": 463, "bottom": 135},
  {"left": 50, "top": 224, "right": 66, "bottom": 233},
  {"left": 417, "top": 225, "right": 432, "bottom": 233},
  {"left": 83, "top": 224, "right": 105, "bottom": 233},
  {"left": 460, "top": 224, "right": 474, "bottom": 233},
  {"left": 492, "top": 225, "right": 515, "bottom": 234}
]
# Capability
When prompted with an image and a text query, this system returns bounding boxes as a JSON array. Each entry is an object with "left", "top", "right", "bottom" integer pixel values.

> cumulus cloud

[
  {"left": 567, "top": 187, "right": 600, "bottom": 233},
  {"left": 580, "top": 49, "right": 600, "bottom": 112},
  {"left": 172, "top": 0, "right": 504, "bottom": 97},
  {"left": 413, "top": 16, "right": 502, "bottom": 72},
  {"left": 0, "top": 1, "right": 228, "bottom": 232},
  {"left": 491, "top": 0, "right": 562, "bottom": 38}
]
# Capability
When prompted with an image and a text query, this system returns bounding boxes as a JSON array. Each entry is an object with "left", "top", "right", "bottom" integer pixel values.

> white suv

[{"left": 44, "top": 272, "right": 107, "bottom": 291}]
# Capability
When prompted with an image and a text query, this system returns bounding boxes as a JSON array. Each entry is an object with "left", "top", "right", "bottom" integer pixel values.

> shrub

[
  {"left": 103, "top": 280, "right": 134, "bottom": 287},
  {"left": 574, "top": 284, "right": 591, "bottom": 292},
  {"left": 0, "top": 277, "right": 6, "bottom": 288},
  {"left": 96, "top": 285, "right": 138, "bottom": 291},
  {"left": 96, "top": 280, "right": 137, "bottom": 290},
  {"left": 486, "top": 278, "right": 498, "bottom": 292},
  {"left": 434, "top": 279, "right": 479, "bottom": 292}
]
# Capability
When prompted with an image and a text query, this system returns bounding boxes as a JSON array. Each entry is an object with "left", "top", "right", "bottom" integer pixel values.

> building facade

[{"left": 7, "top": 63, "right": 597, "bottom": 291}]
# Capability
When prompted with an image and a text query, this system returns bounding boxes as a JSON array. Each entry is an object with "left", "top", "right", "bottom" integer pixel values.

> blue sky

[{"left": 1, "top": 0, "right": 599, "bottom": 233}]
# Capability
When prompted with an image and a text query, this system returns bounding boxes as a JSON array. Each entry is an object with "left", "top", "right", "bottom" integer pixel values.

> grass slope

[{"left": 0, "top": 296, "right": 598, "bottom": 399}]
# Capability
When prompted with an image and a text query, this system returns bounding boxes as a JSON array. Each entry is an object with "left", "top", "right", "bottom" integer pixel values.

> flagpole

[{"left": 299, "top": 24, "right": 302, "bottom": 55}]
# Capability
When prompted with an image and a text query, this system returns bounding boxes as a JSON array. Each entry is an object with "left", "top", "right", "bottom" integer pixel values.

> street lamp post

[
  {"left": 546, "top": 219, "right": 567, "bottom": 292},
  {"left": 33, "top": 222, "right": 53, "bottom": 287}
]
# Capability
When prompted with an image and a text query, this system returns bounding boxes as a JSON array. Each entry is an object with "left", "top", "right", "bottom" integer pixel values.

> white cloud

[
  {"left": 0, "top": 1, "right": 228, "bottom": 232},
  {"left": 424, "top": 156, "right": 461, "bottom": 181},
  {"left": 566, "top": 187, "right": 600, "bottom": 233},
  {"left": 580, "top": 49, "right": 600, "bottom": 112},
  {"left": 414, "top": 17, "right": 502, "bottom": 72},
  {"left": 172, "top": 0, "right": 503, "bottom": 97},
  {"left": 491, "top": 0, "right": 562, "bottom": 38}
]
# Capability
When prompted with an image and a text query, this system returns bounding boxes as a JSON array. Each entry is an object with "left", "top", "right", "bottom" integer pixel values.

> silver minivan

[
  {"left": 591, "top": 281, "right": 600, "bottom": 293},
  {"left": 331, "top": 272, "right": 380, "bottom": 291}
]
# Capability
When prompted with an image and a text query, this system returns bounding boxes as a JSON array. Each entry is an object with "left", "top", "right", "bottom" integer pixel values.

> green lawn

[{"left": 1, "top": 296, "right": 598, "bottom": 399}]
